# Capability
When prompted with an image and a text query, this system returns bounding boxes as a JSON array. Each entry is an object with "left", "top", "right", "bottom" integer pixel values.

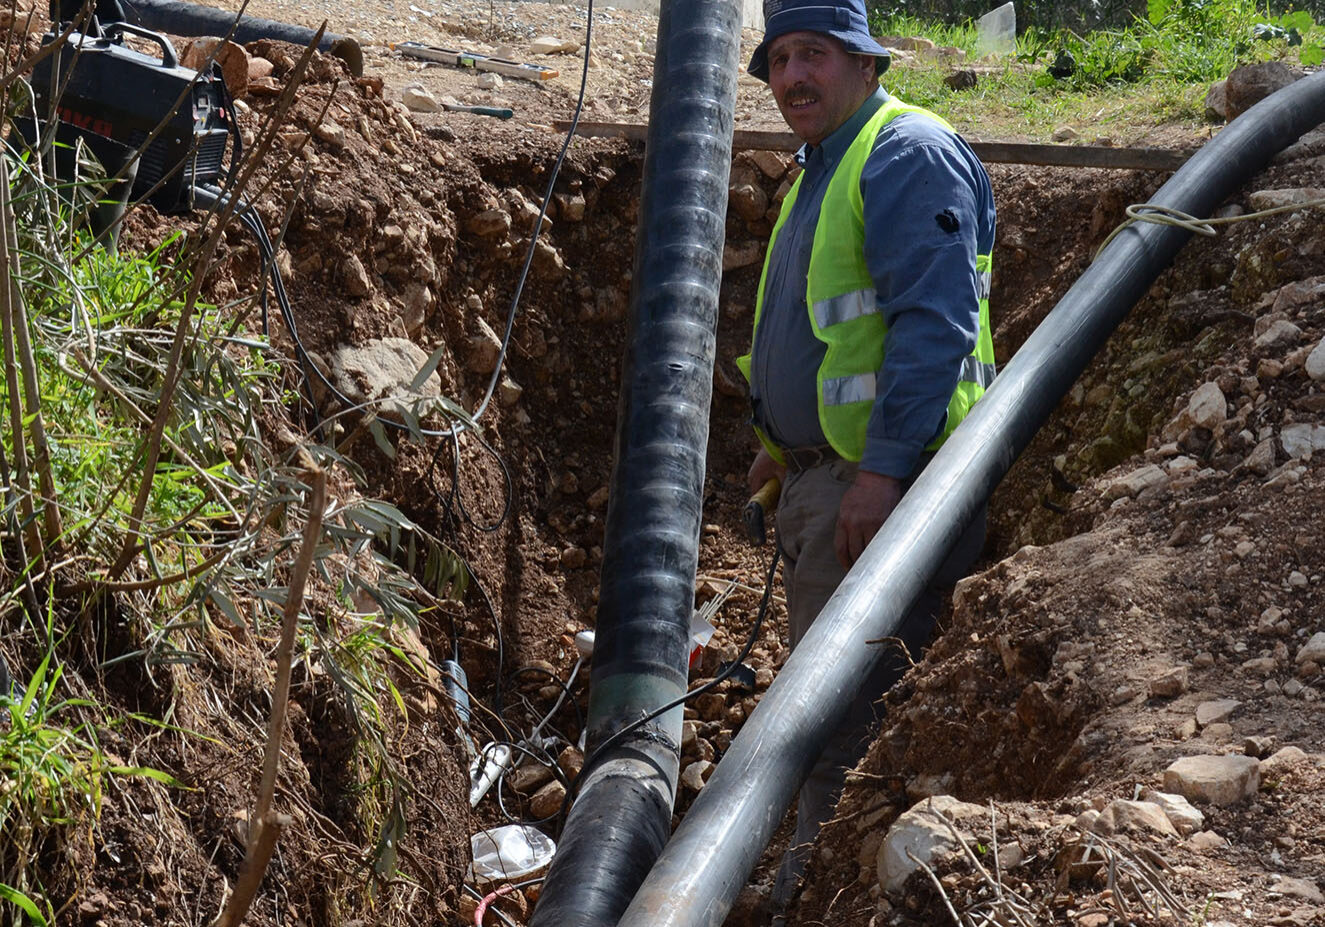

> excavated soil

[{"left": 8, "top": 1, "right": 1325, "bottom": 925}]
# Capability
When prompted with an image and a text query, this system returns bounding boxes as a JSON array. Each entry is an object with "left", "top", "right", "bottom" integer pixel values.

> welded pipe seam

[{"left": 618, "top": 70, "right": 1325, "bottom": 927}]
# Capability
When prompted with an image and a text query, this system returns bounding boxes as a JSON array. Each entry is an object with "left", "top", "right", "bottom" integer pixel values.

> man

[{"left": 736, "top": 0, "right": 996, "bottom": 917}]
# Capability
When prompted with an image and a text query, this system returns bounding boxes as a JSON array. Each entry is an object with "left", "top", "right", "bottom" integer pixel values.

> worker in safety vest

[{"left": 737, "top": 0, "right": 996, "bottom": 918}]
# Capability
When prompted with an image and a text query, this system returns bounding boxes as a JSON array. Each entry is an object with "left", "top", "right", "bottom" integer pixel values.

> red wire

[{"left": 473, "top": 883, "right": 516, "bottom": 926}]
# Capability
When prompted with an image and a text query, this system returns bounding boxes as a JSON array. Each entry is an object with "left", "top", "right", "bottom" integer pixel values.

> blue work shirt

[{"left": 749, "top": 87, "right": 996, "bottom": 479}]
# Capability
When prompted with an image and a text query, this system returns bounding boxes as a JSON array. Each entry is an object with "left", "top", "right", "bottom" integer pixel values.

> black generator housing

[{"left": 32, "top": 20, "right": 231, "bottom": 213}]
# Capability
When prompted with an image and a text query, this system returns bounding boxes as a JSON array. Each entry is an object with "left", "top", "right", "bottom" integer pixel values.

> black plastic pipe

[
  {"left": 527, "top": 0, "right": 741, "bottom": 925},
  {"left": 120, "top": 0, "right": 364, "bottom": 75},
  {"left": 618, "top": 71, "right": 1325, "bottom": 927}
]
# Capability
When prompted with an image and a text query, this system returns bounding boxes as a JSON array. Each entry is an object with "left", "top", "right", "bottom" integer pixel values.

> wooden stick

[
  {"left": 553, "top": 120, "right": 1194, "bottom": 171},
  {"left": 214, "top": 463, "right": 326, "bottom": 927}
]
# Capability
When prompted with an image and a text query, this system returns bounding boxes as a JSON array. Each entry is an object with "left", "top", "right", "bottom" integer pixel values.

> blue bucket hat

[{"left": 748, "top": 0, "right": 891, "bottom": 83}]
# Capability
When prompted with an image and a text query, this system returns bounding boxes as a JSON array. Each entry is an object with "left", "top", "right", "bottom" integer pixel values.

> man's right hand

[{"left": 747, "top": 446, "right": 786, "bottom": 496}]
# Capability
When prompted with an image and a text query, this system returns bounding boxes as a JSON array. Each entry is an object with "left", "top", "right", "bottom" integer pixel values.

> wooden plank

[{"left": 554, "top": 120, "right": 1194, "bottom": 171}]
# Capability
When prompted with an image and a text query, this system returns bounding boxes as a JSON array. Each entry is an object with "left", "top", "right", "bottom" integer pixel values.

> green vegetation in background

[
  {"left": 868, "top": 0, "right": 1324, "bottom": 31},
  {"left": 870, "top": 2, "right": 1323, "bottom": 140}
]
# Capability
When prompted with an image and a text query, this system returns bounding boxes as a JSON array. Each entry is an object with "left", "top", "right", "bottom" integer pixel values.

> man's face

[{"left": 767, "top": 31, "right": 875, "bottom": 146}]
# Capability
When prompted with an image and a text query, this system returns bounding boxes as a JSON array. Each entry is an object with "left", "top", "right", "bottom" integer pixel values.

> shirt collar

[{"left": 795, "top": 87, "right": 888, "bottom": 168}]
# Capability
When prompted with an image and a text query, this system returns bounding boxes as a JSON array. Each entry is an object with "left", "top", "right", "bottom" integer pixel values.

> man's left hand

[{"left": 834, "top": 470, "right": 903, "bottom": 569}]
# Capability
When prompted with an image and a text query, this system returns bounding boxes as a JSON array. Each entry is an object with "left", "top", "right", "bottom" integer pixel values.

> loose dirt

[{"left": 9, "top": 1, "right": 1325, "bottom": 925}]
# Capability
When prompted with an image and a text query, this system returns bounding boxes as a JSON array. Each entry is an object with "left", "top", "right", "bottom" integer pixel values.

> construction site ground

[{"left": 11, "top": 0, "right": 1325, "bottom": 925}]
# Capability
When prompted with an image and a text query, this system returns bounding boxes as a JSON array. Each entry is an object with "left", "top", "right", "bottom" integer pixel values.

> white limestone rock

[{"left": 1163, "top": 755, "right": 1260, "bottom": 806}]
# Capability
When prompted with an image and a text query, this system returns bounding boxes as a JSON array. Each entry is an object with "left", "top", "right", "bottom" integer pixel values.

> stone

[
  {"left": 557, "top": 745, "right": 583, "bottom": 779},
  {"left": 1296, "top": 632, "right": 1325, "bottom": 664},
  {"left": 1243, "top": 438, "right": 1277, "bottom": 475},
  {"left": 694, "top": 692, "right": 726, "bottom": 721},
  {"left": 1092, "top": 799, "right": 1178, "bottom": 838},
  {"left": 1260, "top": 746, "right": 1309, "bottom": 778},
  {"left": 554, "top": 193, "right": 586, "bottom": 222},
  {"left": 531, "top": 35, "right": 579, "bottom": 55},
  {"left": 1204, "top": 79, "right": 1228, "bottom": 120},
  {"left": 559, "top": 547, "right": 587, "bottom": 569},
  {"left": 1248, "top": 187, "right": 1325, "bottom": 211},
  {"left": 748, "top": 150, "right": 789, "bottom": 179},
  {"left": 498, "top": 375, "right": 523, "bottom": 407},
  {"left": 1051, "top": 125, "right": 1079, "bottom": 142},
  {"left": 1187, "top": 830, "right": 1226, "bottom": 850},
  {"left": 342, "top": 253, "right": 372, "bottom": 297},
  {"left": 1254, "top": 319, "right": 1302, "bottom": 351},
  {"left": 1282, "top": 423, "right": 1325, "bottom": 459},
  {"left": 1163, "top": 754, "right": 1260, "bottom": 805},
  {"left": 1149, "top": 666, "right": 1189, "bottom": 698},
  {"left": 1273, "top": 877, "right": 1324, "bottom": 904},
  {"left": 681, "top": 720, "right": 700, "bottom": 751},
  {"left": 1307, "top": 339, "right": 1325, "bottom": 382},
  {"left": 1196, "top": 698, "right": 1240, "bottom": 727},
  {"left": 944, "top": 68, "right": 978, "bottom": 91},
  {"left": 313, "top": 120, "right": 345, "bottom": 148},
  {"left": 1242, "top": 656, "right": 1276, "bottom": 674},
  {"left": 1140, "top": 789, "right": 1205, "bottom": 835},
  {"left": 329, "top": 338, "right": 443, "bottom": 420},
  {"left": 248, "top": 56, "right": 274, "bottom": 82},
  {"left": 1186, "top": 381, "right": 1227, "bottom": 430},
  {"left": 1271, "top": 276, "right": 1325, "bottom": 313},
  {"left": 1078, "top": 914, "right": 1109, "bottom": 927},
  {"left": 181, "top": 37, "right": 251, "bottom": 97},
  {"left": 1103, "top": 464, "right": 1167, "bottom": 500},
  {"left": 467, "top": 316, "right": 503, "bottom": 374},
  {"left": 680, "top": 760, "right": 712, "bottom": 792},
  {"left": 477, "top": 72, "right": 503, "bottom": 90},
  {"left": 878, "top": 796, "right": 986, "bottom": 892},
  {"left": 529, "top": 779, "right": 567, "bottom": 819},
  {"left": 1225, "top": 61, "right": 1300, "bottom": 120},
  {"left": 401, "top": 84, "right": 441, "bottom": 113},
  {"left": 400, "top": 283, "right": 433, "bottom": 335},
  {"left": 467, "top": 208, "right": 511, "bottom": 239},
  {"left": 508, "top": 761, "right": 554, "bottom": 794},
  {"left": 728, "top": 182, "right": 769, "bottom": 224},
  {"left": 723, "top": 241, "right": 764, "bottom": 271}
]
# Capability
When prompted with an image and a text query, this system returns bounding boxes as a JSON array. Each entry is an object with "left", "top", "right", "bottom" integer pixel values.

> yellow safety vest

[{"left": 737, "top": 96, "right": 995, "bottom": 465}]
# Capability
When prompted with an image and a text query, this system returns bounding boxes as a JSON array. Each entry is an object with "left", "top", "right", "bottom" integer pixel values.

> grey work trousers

[{"left": 768, "top": 457, "right": 986, "bottom": 915}]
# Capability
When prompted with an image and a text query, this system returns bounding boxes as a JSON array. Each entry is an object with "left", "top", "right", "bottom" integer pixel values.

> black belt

[{"left": 778, "top": 444, "right": 842, "bottom": 473}]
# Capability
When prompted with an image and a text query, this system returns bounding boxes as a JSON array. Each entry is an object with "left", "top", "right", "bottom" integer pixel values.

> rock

[
  {"left": 1051, "top": 125, "right": 1079, "bottom": 142},
  {"left": 1140, "top": 789, "right": 1205, "bottom": 835},
  {"left": 1260, "top": 745, "right": 1308, "bottom": 778},
  {"left": 694, "top": 692, "right": 726, "bottom": 721},
  {"left": 1271, "top": 275, "right": 1325, "bottom": 313},
  {"left": 1281, "top": 424, "right": 1325, "bottom": 459},
  {"left": 329, "top": 338, "right": 442, "bottom": 420},
  {"left": 508, "top": 762, "right": 554, "bottom": 793},
  {"left": 904, "top": 772, "right": 955, "bottom": 803},
  {"left": 467, "top": 208, "right": 512, "bottom": 239},
  {"left": 877, "top": 795, "right": 986, "bottom": 892},
  {"left": 181, "top": 38, "right": 250, "bottom": 97},
  {"left": 554, "top": 192, "right": 586, "bottom": 222},
  {"left": 587, "top": 485, "right": 610, "bottom": 510},
  {"left": 1254, "top": 319, "right": 1302, "bottom": 351},
  {"left": 723, "top": 241, "right": 764, "bottom": 271},
  {"left": 1163, "top": 755, "right": 1260, "bottom": 805},
  {"left": 1225, "top": 61, "right": 1300, "bottom": 120},
  {"left": 248, "top": 56, "right": 274, "bottom": 82},
  {"left": 400, "top": 282, "right": 432, "bottom": 335},
  {"left": 748, "top": 150, "right": 789, "bottom": 179},
  {"left": 1242, "top": 656, "right": 1276, "bottom": 674},
  {"left": 681, "top": 719, "right": 700, "bottom": 751},
  {"left": 1149, "top": 666, "right": 1189, "bottom": 698},
  {"left": 477, "top": 72, "right": 503, "bottom": 90},
  {"left": 498, "top": 375, "right": 522, "bottom": 407},
  {"left": 1187, "top": 830, "right": 1226, "bottom": 850},
  {"left": 558, "top": 745, "right": 583, "bottom": 779},
  {"left": 467, "top": 316, "right": 503, "bottom": 374},
  {"left": 342, "top": 253, "right": 372, "bottom": 297},
  {"left": 1273, "top": 877, "right": 1324, "bottom": 904},
  {"left": 531, "top": 35, "right": 579, "bottom": 55},
  {"left": 313, "top": 120, "right": 345, "bottom": 148},
  {"left": 1078, "top": 914, "right": 1109, "bottom": 927},
  {"left": 1248, "top": 187, "right": 1325, "bottom": 210},
  {"left": 1186, "top": 381, "right": 1227, "bottom": 430},
  {"left": 680, "top": 760, "right": 713, "bottom": 792},
  {"left": 559, "top": 547, "right": 587, "bottom": 569},
  {"left": 728, "top": 182, "right": 769, "bottom": 224},
  {"left": 1244, "top": 735, "right": 1275, "bottom": 757},
  {"left": 1296, "top": 632, "right": 1325, "bottom": 664},
  {"left": 1204, "top": 79, "right": 1228, "bottom": 120},
  {"left": 1103, "top": 464, "right": 1167, "bottom": 500},
  {"left": 1092, "top": 799, "right": 1178, "bottom": 838},
  {"left": 944, "top": 68, "right": 978, "bottom": 91},
  {"left": 530, "top": 779, "right": 567, "bottom": 819},
  {"left": 1196, "top": 698, "right": 1240, "bottom": 727},
  {"left": 401, "top": 83, "right": 441, "bottom": 113},
  {"left": 1243, "top": 438, "right": 1277, "bottom": 475},
  {"left": 1306, "top": 339, "right": 1325, "bottom": 381}
]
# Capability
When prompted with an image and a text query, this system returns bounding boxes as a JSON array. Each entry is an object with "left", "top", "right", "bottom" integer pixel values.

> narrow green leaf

[{"left": 0, "top": 883, "right": 48, "bottom": 925}]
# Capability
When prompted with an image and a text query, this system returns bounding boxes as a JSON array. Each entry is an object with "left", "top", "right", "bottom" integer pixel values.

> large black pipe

[
  {"left": 120, "top": 0, "right": 363, "bottom": 75},
  {"left": 528, "top": 0, "right": 741, "bottom": 924},
  {"left": 619, "top": 71, "right": 1325, "bottom": 926}
]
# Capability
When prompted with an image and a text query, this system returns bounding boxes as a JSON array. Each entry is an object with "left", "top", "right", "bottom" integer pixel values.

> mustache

[{"left": 782, "top": 83, "right": 819, "bottom": 104}]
